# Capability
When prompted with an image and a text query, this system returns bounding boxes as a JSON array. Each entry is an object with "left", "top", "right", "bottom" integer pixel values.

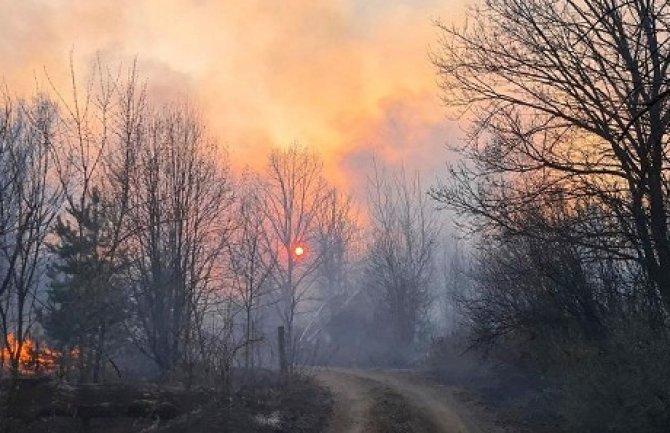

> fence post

[{"left": 277, "top": 326, "right": 288, "bottom": 374}]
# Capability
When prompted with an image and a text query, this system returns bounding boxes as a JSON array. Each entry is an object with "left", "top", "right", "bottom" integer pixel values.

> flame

[{"left": 0, "top": 333, "right": 71, "bottom": 376}]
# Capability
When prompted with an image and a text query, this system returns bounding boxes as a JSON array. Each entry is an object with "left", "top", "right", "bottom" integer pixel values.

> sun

[{"left": 294, "top": 246, "right": 305, "bottom": 257}]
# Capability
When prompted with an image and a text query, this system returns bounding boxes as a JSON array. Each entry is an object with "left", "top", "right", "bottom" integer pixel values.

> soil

[{"left": 315, "top": 368, "right": 496, "bottom": 433}]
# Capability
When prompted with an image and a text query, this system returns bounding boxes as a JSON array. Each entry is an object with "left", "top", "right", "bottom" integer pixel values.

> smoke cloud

[{"left": 1, "top": 0, "right": 466, "bottom": 192}]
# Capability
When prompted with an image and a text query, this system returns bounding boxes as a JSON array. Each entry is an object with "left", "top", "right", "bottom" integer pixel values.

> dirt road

[{"left": 315, "top": 368, "right": 487, "bottom": 433}]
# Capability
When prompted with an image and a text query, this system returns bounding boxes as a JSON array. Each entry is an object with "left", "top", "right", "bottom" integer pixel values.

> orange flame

[{"left": 0, "top": 333, "right": 65, "bottom": 376}]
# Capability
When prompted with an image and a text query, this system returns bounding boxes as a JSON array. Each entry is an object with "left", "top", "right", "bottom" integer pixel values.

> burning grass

[{"left": 0, "top": 333, "right": 77, "bottom": 376}]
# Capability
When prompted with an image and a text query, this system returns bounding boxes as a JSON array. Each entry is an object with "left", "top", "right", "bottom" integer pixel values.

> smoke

[{"left": 1, "top": 0, "right": 466, "bottom": 192}]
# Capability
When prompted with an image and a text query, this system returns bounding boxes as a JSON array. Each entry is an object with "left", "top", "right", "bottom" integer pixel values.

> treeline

[
  {"left": 433, "top": 1, "right": 670, "bottom": 432},
  {"left": 0, "top": 61, "right": 441, "bottom": 391},
  {"left": 0, "top": 66, "right": 236, "bottom": 386}
]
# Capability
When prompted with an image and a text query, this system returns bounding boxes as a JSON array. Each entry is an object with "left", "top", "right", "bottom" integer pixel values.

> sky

[{"left": 1, "top": 0, "right": 468, "bottom": 195}]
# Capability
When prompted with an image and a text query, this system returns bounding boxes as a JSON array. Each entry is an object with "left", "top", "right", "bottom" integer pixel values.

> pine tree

[{"left": 44, "top": 188, "right": 127, "bottom": 383}]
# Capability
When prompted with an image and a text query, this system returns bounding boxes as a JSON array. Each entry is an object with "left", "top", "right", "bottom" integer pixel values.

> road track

[{"left": 315, "top": 368, "right": 487, "bottom": 433}]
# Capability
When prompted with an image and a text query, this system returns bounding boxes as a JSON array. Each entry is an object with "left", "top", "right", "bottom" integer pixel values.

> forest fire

[{"left": 0, "top": 333, "right": 64, "bottom": 376}]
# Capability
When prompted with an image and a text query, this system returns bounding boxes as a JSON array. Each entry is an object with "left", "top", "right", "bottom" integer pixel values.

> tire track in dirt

[
  {"left": 315, "top": 368, "right": 485, "bottom": 433},
  {"left": 316, "top": 369, "right": 374, "bottom": 433}
]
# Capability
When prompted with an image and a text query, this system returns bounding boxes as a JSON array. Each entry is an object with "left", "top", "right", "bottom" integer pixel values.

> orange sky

[{"left": 1, "top": 0, "right": 467, "bottom": 195}]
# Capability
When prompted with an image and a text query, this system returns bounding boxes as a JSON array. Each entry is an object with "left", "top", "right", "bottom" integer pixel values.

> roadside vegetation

[{"left": 430, "top": 1, "right": 670, "bottom": 432}]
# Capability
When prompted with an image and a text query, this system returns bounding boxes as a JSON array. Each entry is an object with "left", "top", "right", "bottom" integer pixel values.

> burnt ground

[
  {"left": 0, "top": 373, "right": 332, "bottom": 433},
  {"left": 156, "top": 375, "right": 332, "bottom": 433},
  {"left": 421, "top": 369, "right": 565, "bottom": 433},
  {"left": 443, "top": 385, "right": 564, "bottom": 433}
]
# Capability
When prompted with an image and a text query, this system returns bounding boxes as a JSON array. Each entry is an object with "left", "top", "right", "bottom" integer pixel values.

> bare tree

[
  {"left": 315, "top": 189, "right": 356, "bottom": 299},
  {"left": 126, "top": 104, "right": 232, "bottom": 374},
  {"left": 298, "top": 188, "right": 357, "bottom": 348},
  {"left": 461, "top": 197, "right": 626, "bottom": 347},
  {"left": 431, "top": 5, "right": 670, "bottom": 429},
  {"left": 263, "top": 145, "right": 327, "bottom": 368},
  {"left": 441, "top": 241, "right": 472, "bottom": 332},
  {"left": 226, "top": 171, "right": 275, "bottom": 370},
  {"left": 432, "top": 0, "right": 670, "bottom": 310},
  {"left": 0, "top": 94, "right": 61, "bottom": 378},
  {"left": 366, "top": 164, "right": 438, "bottom": 352}
]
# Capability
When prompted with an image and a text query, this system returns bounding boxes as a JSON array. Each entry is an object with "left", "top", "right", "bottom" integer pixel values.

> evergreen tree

[{"left": 44, "top": 188, "right": 127, "bottom": 382}]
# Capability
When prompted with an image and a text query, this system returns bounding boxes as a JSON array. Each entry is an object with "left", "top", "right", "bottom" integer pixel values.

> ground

[
  {"left": 3, "top": 368, "right": 560, "bottom": 432},
  {"left": 1, "top": 373, "right": 332, "bottom": 433},
  {"left": 314, "top": 368, "right": 489, "bottom": 433},
  {"left": 314, "top": 368, "right": 563, "bottom": 433}
]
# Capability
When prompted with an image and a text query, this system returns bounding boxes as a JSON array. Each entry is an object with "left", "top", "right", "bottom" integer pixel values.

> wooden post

[{"left": 277, "top": 326, "right": 288, "bottom": 374}]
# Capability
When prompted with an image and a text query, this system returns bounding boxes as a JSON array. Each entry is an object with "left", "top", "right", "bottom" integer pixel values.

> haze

[
  {"left": 3, "top": 1, "right": 665, "bottom": 433},
  {"left": 2, "top": 0, "right": 466, "bottom": 191}
]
